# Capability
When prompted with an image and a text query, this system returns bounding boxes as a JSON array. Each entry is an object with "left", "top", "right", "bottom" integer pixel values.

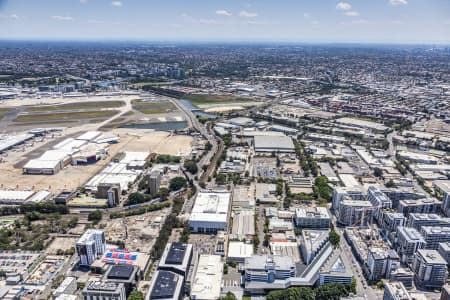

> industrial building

[
  {"left": 190, "top": 255, "right": 223, "bottom": 300},
  {"left": 335, "top": 117, "right": 388, "bottom": 133},
  {"left": 255, "top": 183, "right": 278, "bottom": 204},
  {"left": 76, "top": 229, "right": 106, "bottom": 266},
  {"left": 0, "top": 190, "right": 51, "bottom": 206},
  {"left": 227, "top": 241, "right": 254, "bottom": 264},
  {"left": 0, "top": 133, "right": 34, "bottom": 154},
  {"left": 412, "top": 249, "right": 448, "bottom": 289},
  {"left": 253, "top": 135, "right": 295, "bottom": 153},
  {"left": 295, "top": 207, "right": 330, "bottom": 229},
  {"left": 189, "top": 192, "right": 231, "bottom": 234},
  {"left": 231, "top": 210, "right": 255, "bottom": 240},
  {"left": 85, "top": 152, "right": 151, "bottom": 193},
  {"left": 23, "top": 131, "right": 117, "bottom": 175}
]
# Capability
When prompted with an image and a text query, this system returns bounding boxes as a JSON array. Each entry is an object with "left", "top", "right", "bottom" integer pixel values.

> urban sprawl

[{"left": 0, "top": 42, "right": 449, "bottom": 300}]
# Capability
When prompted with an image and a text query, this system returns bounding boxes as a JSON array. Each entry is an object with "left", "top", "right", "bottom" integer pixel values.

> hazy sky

[{"left": 0, "top": 0, "right": 449, "bottom": 43}]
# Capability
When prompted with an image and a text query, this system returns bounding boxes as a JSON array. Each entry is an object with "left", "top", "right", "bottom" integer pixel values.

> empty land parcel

[
  {"left": 184, "top": 94, "right": 254, "bottom": 106},
  {"left": 131, "top": 100, "right": 177, "bottom": 114},
  {"left": 14, "top": 110, "right": 120, "bottom": 122},
  {"left": 24, "top": 100, "right": 125, "bottom": 112}
]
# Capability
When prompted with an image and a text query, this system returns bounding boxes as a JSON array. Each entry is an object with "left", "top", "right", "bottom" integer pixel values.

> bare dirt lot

[{"left": 0, "top": 129, "right": 192, "bottom": 193}]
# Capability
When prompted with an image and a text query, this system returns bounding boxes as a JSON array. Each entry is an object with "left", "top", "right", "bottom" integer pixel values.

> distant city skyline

[{"left": 0, "top": 0, "right": 449, "bottom": 44}]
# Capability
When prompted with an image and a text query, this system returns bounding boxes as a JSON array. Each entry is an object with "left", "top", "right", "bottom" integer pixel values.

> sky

[{"left": 0, "top": 0, "right": 449, "bottom": 44}]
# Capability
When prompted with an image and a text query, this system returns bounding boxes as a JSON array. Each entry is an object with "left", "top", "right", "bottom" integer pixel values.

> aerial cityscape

[{"left": 0, "top": 1, "right": 449, "bottom": 300}]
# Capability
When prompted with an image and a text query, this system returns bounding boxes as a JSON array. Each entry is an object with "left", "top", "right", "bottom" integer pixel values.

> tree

[
  {"left": 169, "top": 176, "right": 187, "bottom": 191},
  {"left": 127, "top": 290, "right": 144, "bottom": 300},
  {"left": 376, "top": 280, "right": 385, "bottom": 289},
  {"left": 329, "top": 230, "right": 340, "bottom": 249},
  {"left": 385, "top": 179, "right": 396, "bottom": 188},
  {"left": 184, "top": 160, "right": 198, "bottom": 174},
  {"left": 88, "top": 210, "right": 102, "bottom": 225},
  {"left": 220, "top": 292, "right": 237, "bottom": 300},
  {"left": 373, "top": 167, "right": 383, "bottom": 178},
  {"left": 314, "top": 176, "right": 332, "bottom": 201},
  {"left": 126, "top": 193, "right": 145, "bottom": 206},
  {"left": 158, "top": 188, "right": 169, "bottom": 200}
]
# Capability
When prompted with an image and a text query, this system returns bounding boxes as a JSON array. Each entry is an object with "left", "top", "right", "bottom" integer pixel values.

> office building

[
  {"left": 332, "top": 186, "right": 366, "bottom": 211},
  {"left": 53, "top": 277, "right": 77, "bottom": 299},
  {"left": 406, "top": 214, "right": 450, "bottom": 231},
  {"left": 295, "top": 207, "right": 330, "bottom": 229},
  {"left": 390, "top": 268, "right": 414, "bottom": 289},
  {"left": 76, "top": 229, "right": 106, "bottom": 266},
  {"left": 383, "top": 281, "right": 412, "bottom": 300},
  {"left": 148, "top": 171, "right": 161, "bottom": 196},
  {"left": 82, "top": 281, "right": 126, "bottom": 300},
  {"left": 396, "top": 226, "right": 426, "bottom": 265},
  {"left": 337, "top": 200, "right": 375, "bottom": 227},
  {"left": 420, "top": 226, "right": 450, "bottom": 250},
  {"left": 435, "top": 181, "right": 450, "bottom": 217},
  {"left": 398, "top": 198, "right": 441, "bottom": 216},
  {"left": 438, "top": 242, "right": 450, "bottom": 265},
  {"left": 244, "top": 255, "right": 296, "bottom": 286},
  {"left": 441, "top": 285, "right": 450, "bottom": 300},
  {"left": 412, "top": 249, "right": 448, "bottom": 289},
  {"left": 319, "top": 250, "right": 353, "bottom": 286},
  {"left": 367, "top": 248, "right": 400, "bottom": 281},
  {"left": 189, "top": 192, "right": 231, "bottom": 233},
  {"left": 147, "top": 270, "right": 183, "bottom": 300},
  {"left": 301, "top": 230, "right": 329, "bottom": 265},
  {"left": 381, "top": 212, "right": 406, "bottom": 236},
  {"left": 105, "top": 265, "right": 139, "bottom": 295},
  {"left": 158, "top": 243, "right": 193, "bottom": 277},
  {"left": 367, "top": 186, "right": 392, "bottom": 220}
]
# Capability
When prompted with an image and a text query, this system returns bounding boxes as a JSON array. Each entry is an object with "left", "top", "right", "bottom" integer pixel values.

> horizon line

[{"left": 0, "top": 38, "right": 449, "bottom": 47}]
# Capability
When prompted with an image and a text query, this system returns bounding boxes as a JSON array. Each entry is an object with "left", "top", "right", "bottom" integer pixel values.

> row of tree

[{"left": 267, "top": 282, "right": 356, "bottom": 300}]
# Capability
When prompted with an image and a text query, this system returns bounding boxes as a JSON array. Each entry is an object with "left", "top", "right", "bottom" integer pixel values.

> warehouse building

[
  {"left": 190, "top": 255, "right": 223, "bottom": 300},
  {"left": 0, "top": 190, "right": 51, "bottom": 206},
  {"left": 253, "top": 135, "right": 295, "bottom": 153},
  {"left": 189, "top": 192, "right": 231, "bottom": 233}
]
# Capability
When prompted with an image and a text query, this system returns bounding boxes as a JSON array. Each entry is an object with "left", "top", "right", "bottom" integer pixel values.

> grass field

[
  {"left": 184, "top": 94, "right": 253, "bottom": 106},
  {"left": 14, "top": 110, "right": 120, "bottom": 122},
  {"left": 132, "top": 100, "right": 176, "bottom": 114},
  {"left": 25, "top": 101, "right": 125, "bottom": 112},
  {"left": 0, "top": 108, "right": 12, "bottom": 120}
]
